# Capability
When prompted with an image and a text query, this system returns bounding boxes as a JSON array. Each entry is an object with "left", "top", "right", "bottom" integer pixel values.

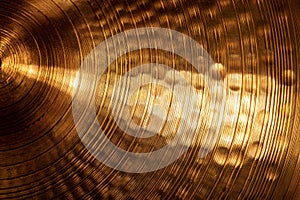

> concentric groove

[{"left": 0, "top": 0, "right": 299, "bottom": 199}]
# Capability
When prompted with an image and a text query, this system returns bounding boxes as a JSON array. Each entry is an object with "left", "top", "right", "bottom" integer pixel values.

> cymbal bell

[{"left": 0, "top": 0, "right": 299, "bottom": 199}]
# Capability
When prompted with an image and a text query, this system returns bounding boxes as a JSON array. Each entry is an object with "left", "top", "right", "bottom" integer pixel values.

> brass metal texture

[{"left": 0, "top": 0, "right": 299, "bottom": 199}]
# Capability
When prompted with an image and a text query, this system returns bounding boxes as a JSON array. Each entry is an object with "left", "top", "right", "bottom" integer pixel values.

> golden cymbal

[{"left": 0, "top": 0, "right": 299, "bottom": 199}]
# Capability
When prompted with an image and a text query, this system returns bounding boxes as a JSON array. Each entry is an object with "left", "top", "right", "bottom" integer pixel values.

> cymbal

[{"left": 0, "top": 0, "right": 299, "bottom": 199}]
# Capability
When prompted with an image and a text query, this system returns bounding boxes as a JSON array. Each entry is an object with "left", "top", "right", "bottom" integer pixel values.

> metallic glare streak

[{"left": 0, "top": 0, "right": 299, "bottom": 199}]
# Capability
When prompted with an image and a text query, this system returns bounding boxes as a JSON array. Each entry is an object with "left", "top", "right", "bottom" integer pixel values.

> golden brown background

[{"left": 0, "top": 0, "right": 299, "bottom": 199}]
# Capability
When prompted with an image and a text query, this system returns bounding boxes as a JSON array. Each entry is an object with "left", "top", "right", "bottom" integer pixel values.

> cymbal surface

[{"left": 0, "top": 0, "right": 299, "bottom": 199}]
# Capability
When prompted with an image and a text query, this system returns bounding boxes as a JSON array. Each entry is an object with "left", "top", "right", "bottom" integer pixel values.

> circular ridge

[{"left": 0, "top": 0, "right": 299, "bottom": 199}]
